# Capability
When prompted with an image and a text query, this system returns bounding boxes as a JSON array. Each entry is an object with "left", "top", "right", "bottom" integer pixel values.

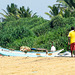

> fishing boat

[{"left": 0, "top": 47, "right": 64, "bottom": 57}]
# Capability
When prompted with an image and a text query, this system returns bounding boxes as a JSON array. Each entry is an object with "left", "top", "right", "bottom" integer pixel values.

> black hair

[{"left": 71, "top": 26, "right": 74, "bottom": 30}]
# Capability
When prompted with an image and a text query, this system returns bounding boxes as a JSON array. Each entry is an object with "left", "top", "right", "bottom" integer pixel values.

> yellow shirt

[{"left": 68, "top": 30, "right": 75, "bottom": 44}]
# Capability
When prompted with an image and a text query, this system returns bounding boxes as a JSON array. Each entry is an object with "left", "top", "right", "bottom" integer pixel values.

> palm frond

[
  {"left": 48, "top": 6, "right": 53, "bottom": 10},
  {"left": 2, "top": 9, "right": 8, "bottom": 15},
  {"left": 0, "top": 13, "right": 8, "bottom": 18},
  {"left": 45, "top": 12, "right": 52, "bottom": 18}
]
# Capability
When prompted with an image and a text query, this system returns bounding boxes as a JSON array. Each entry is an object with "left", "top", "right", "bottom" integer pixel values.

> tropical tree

[
  {"left": 0, "top": 3, "right": 37, "bottom": 21},
  {"left": 7, "top": 3, "right": 17, "bottom": 15},
  {"left": 45, "top": 4, "right": 63, "bottom": 18},
  {"left": 7, "top": 3, "right": 20, "bottom": 19},
  {"left": 45, "top": 0, "right": 75, "bottom": 18},
  {"left": 18, "top": 6, "right": 37, "bottom": 18},
  {"left": 19, "top": 6, "right": 32, "bottom": 17},
  {"left": 57, "top": 0, "right": 75, "bottom": 9},
  {"left": 0, "top": 3, "right": 20, "bottom": 20},
  {"left": 57, "top": 0, "right": 75, "bottom": 17}
]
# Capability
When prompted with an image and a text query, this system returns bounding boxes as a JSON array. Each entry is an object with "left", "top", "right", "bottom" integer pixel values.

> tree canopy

[{"left": 0, "top": 3, "right": 37, "bottom": 21}]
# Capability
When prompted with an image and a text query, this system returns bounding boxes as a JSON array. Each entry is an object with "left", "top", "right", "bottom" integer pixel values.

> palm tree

[
  {"left": 0, "top": 3, "right": 37, "bottom": 20},
  {"left": 0, "top": 3, "right": 20, "bottom": 19},
  {"left": 57, "top": 0, "right": 75, "bottom": 9},
  {"left": 45, "top": 4, "right": 63, "bottom": 18},
  {"left": 19, "top": 6, "right": 37, "bottom": 18},
  {"left": 7, "top": 3, "right": 17, "bottom": 15},
  {"left": 7, "top": 3, "right": 21, "bottom": 19},
  {"left": 57, "top": 0, "right": 75, "bottom": 17}
]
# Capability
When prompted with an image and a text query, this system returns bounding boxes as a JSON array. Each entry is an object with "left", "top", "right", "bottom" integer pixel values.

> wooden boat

[{"left": 0, "top": 47, "right": 64, "bottom": 57}]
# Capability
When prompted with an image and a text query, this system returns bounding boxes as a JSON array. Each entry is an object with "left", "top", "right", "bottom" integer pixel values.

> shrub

[
  {"left": 50, "top": 15, "right": 64, "bottom": 28},
  {"left": 31, "top": 22, "right": 50, "bottom": 36}
]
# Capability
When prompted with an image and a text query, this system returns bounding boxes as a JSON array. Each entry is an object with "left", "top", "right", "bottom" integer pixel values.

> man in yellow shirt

[{"left": 68, "top": 27, "right": 75, "bottom": 57}]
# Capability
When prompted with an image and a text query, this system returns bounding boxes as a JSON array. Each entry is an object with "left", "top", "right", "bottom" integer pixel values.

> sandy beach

[{"left": 0, "top": 56, "right": 75, "bottom": 75}]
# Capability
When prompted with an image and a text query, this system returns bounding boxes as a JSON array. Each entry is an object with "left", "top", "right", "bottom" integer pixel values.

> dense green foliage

[{"left": 0, "top": 16, "right": 75, "bottom": 52}]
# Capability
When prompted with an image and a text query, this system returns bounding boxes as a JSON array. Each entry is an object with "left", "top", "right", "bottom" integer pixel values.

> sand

[{"left": 0, "top": 56, "right": 75, "bottom": 75}]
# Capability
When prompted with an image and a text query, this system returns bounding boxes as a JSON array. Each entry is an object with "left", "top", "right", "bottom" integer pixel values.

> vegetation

[
  {"left": 0, "top": 16, "right": 75, "bottom": 51},
  {"left": 45, "top": 0, "right": 75, "bottom": 18},
  {"left": 57, "top": 0, "right": 75, "bottom": 8},
  {"left": 45, "top": 4, "right": 63, "bottom": 18},
  {"left": 0, "top": 2, "right": 75, "bottom": 52},
  {"left": 0, "top": 3, "right": 37, "bottom": 21}
]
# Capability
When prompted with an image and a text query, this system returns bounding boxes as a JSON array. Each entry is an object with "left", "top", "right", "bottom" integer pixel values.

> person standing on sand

[{"left": 68, "top": 27, "right": 75, "bottom": 57}]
